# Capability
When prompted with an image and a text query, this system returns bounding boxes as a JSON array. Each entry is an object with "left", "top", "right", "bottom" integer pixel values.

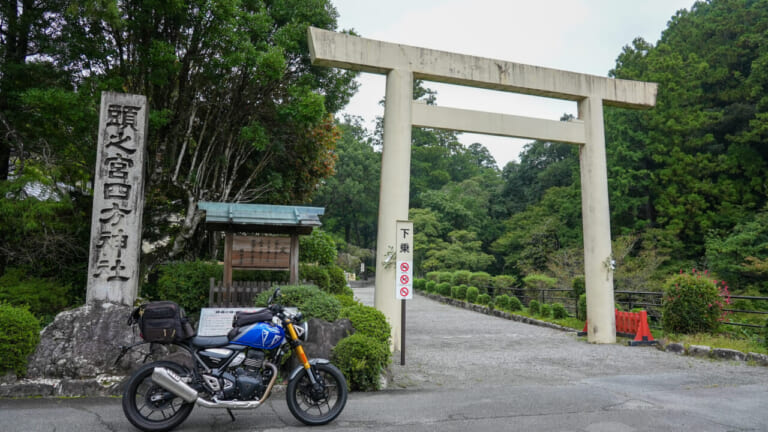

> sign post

[{"left": 395, "top": 220, "right": 413, "bottom": 365}]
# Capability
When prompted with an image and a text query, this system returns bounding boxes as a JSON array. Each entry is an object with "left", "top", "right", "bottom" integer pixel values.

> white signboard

[
  {"left": 396, "top": 220, "right": 414, "bottom": 300},
  {"left": 197, "top": 306, "right": 298, "bottom": 336}
]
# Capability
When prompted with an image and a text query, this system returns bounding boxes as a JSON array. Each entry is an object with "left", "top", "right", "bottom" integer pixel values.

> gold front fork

[{"left": 286, "top": 322, "right": 311, "bottom": 370}]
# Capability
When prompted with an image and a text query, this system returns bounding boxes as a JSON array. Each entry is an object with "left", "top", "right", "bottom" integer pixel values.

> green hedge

[
  {"left": 332, "top": 333, "right": 390, "bottom": 391},
  {"left": 414, "top": 278, "right": 426, "bottom": 291},
  {"left": 552, "top": 303, "right": 568, "bottom": 319},
  {"left": 0, "top": 268, "right": 71, "bottom": 324},
  {"left": 426, "top": 281, "right": 437, "bottom": 293},
  {"left": 466, "top": 286, "right": 479, "bottom": 303},
  {"left": 0, "top": 303, "right": 40, "bottom": 376},
  {"left": 325, "top": 265, "right": 347, "bottom": 295},
  {"left": 477, "top": 293, "right": 492, "bottom": 306},
  {"left": 578, "top": 294, "right": 587, "bottom": 320},
  {"left": 495, "top": 294, "right": 511, "bottom": 310},
  {"left": 340, "top": 304, "right": 391, "bottom": 344},
  {"left": 539, "top": 304, "right": 552, "bottom": 318},
  {"left": 436, "top": 282, "right": 451, "bottom": 297},
  {"left": 529, "top": 300, "right": 540, "bottom": 315},
  {"left": 299, "top": 264, "right": 330, "bottom": 291},
  {"left": 662, "top": 270, "right": 728, "bottom": 334},
  {"left": 509, "top": 296, "right": 523, "bottom": 311},
  {"left": 255, "top": 285, "right": 341, "bottom": 322},
  {"left": 452, "top": 270, "right": 472, "bottom": 286},
  {"left": 143, "top": 260, "right": 221, "bottom": 317}
]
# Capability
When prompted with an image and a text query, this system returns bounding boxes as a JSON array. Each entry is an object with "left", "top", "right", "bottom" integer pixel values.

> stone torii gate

[{"left": 308, "top": 27, "right": 657, "bottom": 348}]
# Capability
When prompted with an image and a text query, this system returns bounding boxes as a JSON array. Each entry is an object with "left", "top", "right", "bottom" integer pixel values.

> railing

[{"left": 520, "top": 289, "right": 768, "bottom": 330}]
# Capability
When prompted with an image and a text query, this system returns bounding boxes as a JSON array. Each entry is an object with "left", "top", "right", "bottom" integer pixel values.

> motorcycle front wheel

[
  {"left": 286, "top": 362, "right": 348, "bottom": 425},
  {"left": 121, "top": 360, "right": 195, "bottom": 432}
]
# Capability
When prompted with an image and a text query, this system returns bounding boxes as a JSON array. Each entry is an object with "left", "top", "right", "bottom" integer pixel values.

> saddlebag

[
  {"left": 130, "top": 301, "right": 196, "bottom": 343},
  {"left": 232, "top": 309, "right": 273, "bottom": 327}
]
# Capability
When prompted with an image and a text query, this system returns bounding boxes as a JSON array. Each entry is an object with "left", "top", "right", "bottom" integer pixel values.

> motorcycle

[{"left": 117, "top": 287, "right": 348, "bottom": 432}]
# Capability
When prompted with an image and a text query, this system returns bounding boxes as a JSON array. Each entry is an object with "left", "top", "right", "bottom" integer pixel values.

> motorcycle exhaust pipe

[{"left": 151, "top": 367, "right": 198, "bottom": 403}]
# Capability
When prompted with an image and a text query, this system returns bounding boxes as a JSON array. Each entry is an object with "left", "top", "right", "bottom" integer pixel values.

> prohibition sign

[
  {"left": 400, "top": 262, "right": 410, "bottom": 272},
  {"left": 400, "top": 287, "right": 410, "bottom": 297},
  {"left": 400, "top": 274, "right": 410, "bottom": 284}
]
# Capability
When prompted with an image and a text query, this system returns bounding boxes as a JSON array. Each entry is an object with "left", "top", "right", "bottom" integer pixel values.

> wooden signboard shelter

[{"left": 197, "top": 202, "right": 325, "bottom": 290}]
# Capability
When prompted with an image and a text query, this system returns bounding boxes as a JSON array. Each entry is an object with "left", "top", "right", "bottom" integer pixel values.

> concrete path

[{"left": 2, "top": 284, "right": 768, "bottom": 431}]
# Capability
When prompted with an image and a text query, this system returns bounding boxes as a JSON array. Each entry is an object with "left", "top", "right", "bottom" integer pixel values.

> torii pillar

[{"left": 308, "top": 27, "right": 657, "bottom": 348}]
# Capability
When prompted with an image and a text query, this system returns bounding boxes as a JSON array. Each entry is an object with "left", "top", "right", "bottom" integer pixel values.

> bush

[
  {"left": 436, "top": 272, "right": 454, "bottom": 284},
  {"left": 299, "top": 229, "right": 336, "bottom": 265},
  {"left": 469, "top": 272, "right": 491, "bottom": 293},
  {"left": 523, "top": 274, "right": 557, "bottom": 300},
  {"left": 425, "top": 272, "right": 440, "bottom": 282},
  {"left": 0, "top": 303, "right": 40, "bottom": 376},
  {"left": 477, "top": 294, "right": 492, "bottom": 306},
  {"left": 324, "top": 265, "right": 347, "bottom": 295},
  {"left": 414, "top": 278, "right": 426, "bottom": 292},
  {"left": 426, "top": 281, "right": 437, "bottom": 293},
  {"left": 572, "top": 276, "right": 586, "bottom": 299},
  {"left": 255, "top": 285, "right": 341, "bottom": 322},
  {"left": 662, "top": 269, "right": 730, "bottom": 334},
  {"left": 335, "top": 293, "right": 359, "bottom": 309},
  {"left": 455, "top": 284, "right": 468, "bottom": 300},
  {"left": 552, "top": 303, "right": 568, "bottom": 319},
  {"left": 578, "top": 294, "right": 587, "bottom": 320},
  {"left": 509, "top": 296, "right": 523, "bottom": 311},
  {"left": 495, "top": 294, "right": 511, "bottom": 310},
  {"left": 143, "top": 260, "right": 221, "bottom": 317},
  {"left": 436, "top": 282, "right": 452, "bottom": 297},
  {"left": 0, "top": 268, "right": 71, "bottom": 324},
  {"left": 493, "top": 275, "right": 517, "bottom": 291},
  {"left": 452, "top": 270, "right": 472, "bottom": 286},
  {"left": 332, "top": 333, "right": 390, "bottom": 391},
  {"left": 340, "top": 304, "right": 391, "bottom": 344},
  {"left": 450, "top": 285, "right": 460, "bottom": 299},
  {"left": 528, "top": 300, "right": 540, "bottom": 315},
  {"left": 466, "top": 286, "right": 479, "bottom": 303},
  {"left": 539, "top": 304, "right": 552, "bottom": 318},
  {"left": 299, "top": 264, "right": 331, "bottom": 292}
]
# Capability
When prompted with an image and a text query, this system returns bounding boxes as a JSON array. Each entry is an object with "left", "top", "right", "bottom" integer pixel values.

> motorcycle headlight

[{"left": 294, "top": 320, "right": 309, "bottom": 342}]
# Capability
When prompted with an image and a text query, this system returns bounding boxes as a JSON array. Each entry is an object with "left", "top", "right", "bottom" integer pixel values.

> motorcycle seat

[{"left": 189, "top": 335, "right": 230, "bottom": 348}]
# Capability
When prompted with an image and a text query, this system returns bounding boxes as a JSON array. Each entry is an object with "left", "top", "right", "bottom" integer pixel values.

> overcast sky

[{"left": 330, "top": 0, "right": 696, "bottom": 168}]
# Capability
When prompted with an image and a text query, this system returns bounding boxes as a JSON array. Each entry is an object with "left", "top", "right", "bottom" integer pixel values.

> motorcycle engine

[{"left": 234, "top": 350, "right": 267, "bottom": 400}]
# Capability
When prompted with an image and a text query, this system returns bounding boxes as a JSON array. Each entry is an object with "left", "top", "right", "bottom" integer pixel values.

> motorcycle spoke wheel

[{"left": 122, "top": 361, "right": 195, "bottom": 432}]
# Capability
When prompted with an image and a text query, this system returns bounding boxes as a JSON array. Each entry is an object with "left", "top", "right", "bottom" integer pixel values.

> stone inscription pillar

[
  {"left": 86, "top": 92, "right": 148, "bottom": 306},
  {"left": 374, "top": 69, "right": 414, "bottom": 351}
]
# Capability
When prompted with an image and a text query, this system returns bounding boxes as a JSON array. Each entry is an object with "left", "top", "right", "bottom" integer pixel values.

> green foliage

[
  {"left": 324, "top": 265, "right": 347, "bottom": 295},
  {"left": 300, "top": 230, "right": 337, "bottom": 266},
  {"left": 144, "top": 261, "right": 221, "bottom": 317},
  {"left": 495, "top": 294, "right": 511, "bottom": 310},
  {"left": 578, "top": 294, "right": 587, "bottom": 321},
  {"left": 452, "top": 270, "right": 472, "bottom": 286},
  {"left": 493, "top": 275, "right": 517, "bottom": 291},
  {"left": 454, "top": 284, "right": 468, "bottom": 300},
  {"left": 0, "top": 303, "right": 41, "bottom": 376},
  {"left": 528, "top": 300, "right": 541, "bottom": 315},
  {"left": 571, "top": 276, "right": 586, "bottom": 299},
  {"left": 332, "top": 333, "right": 390, "bottom": 391},
  {"left": 425, "top": 272, "right": 440, "bottom": 282},
  {"left": 552, "top": 303, "right": 568, "bottom": 319},
  {"left": 522, "top": 274, "right": 557, "bottom": 299},
  {"left": 436, "top": 282, "right": 451, "bottom": 297},
  {"left": 477, "top": 294, "right": 492, "bottom": 306},
  {"left": 255, "top": 285, "right": 341, "bottom": 322},
  {"left": 662, "top": 270, "right": 729, "bottom": 334},
  {"left": 465, "top": 286, "right": 479, "bottom": 303},
  {"left": 299, "top": 264, "right": 330, "bottom": 292},
  {"left": 508, "top": 296, "right": 523, "bottom": 312},
  {"left": 425, "top": 281, "right": 437, "bottom": 293},
  {"left": 0, "top": 268, "right": 71, "bottom": 324},
  {"left": 340, "top": 304, "right": 391, "bottom": 344},
  {"left": 334, "top": 293, "right": 359, "bottom": 309},
  {"left": 469, "top": 272, "right": 492, "bottom": 293},
  {"left": 413, "top": 278, "right": 426, "bottom": 292},
  {"left": 539, "top": 304, "right": 552, "bottom": 318},
  {"left": 435, "top": 272, "right": 454, "bottom": 284}
]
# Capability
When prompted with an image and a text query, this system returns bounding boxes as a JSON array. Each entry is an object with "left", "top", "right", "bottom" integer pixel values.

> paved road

[{"left": 2, "top": 285, "right": 768, "bottom": 431}]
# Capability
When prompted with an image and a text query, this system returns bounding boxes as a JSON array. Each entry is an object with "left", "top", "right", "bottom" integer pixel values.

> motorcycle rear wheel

[
  {"left": 122, "top": 361, "right": 195, "bottom": 432},
  {"left": 286, "top": 362, "right": 348, "bottom": 425}
]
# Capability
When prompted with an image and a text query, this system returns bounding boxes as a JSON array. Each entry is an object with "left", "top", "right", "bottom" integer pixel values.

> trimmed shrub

[
  {"left": 509, "top": 296, "right": 523, "bottom": 311},
  {"left": 0, "top": 268, "right": 71, "bottom": 324},
  {"left": 452, "top": 270, "right": 472, "bottom": 286},
  {"left": 495, "top": 294, "right": 511, "bottom": 310},
  {"left": 324, "top": 265, "right": 347, "bottom": 295},
  {"left": 436, "top": 272, "right": 454, "bottom": 284},
  {"left": 300, "top": 264, "right": 331, "bottom": 292},
  {"left": 332, "top": 333, "right": 390, "bottom": 391},
  {"left": 571, "top": 276, "right": 586, "bottom": 299},
  {"left": 335, "top": 293, "right": 359, "bottom": 309},
  {"left": 552, "top": 303, "right": 568, "bottom": 319},
  {"left": 413, "top": 278, "right": 427, "bottom": 292},
  {"left": 436, "top": 282, "right": 452, "bottom": 297},
  {"left": 528, "top": 300, "right": 540, "bottom": 315},
  {"left": 450, "top": 285, "right": 460, "bottom": 299},
  {"left": 299, "top": 229, "right": 336, "bottom": 265},
  {"left": 493, "top": 275, "right": 517, "bottom": 291},
  {"left": 255, "top": 285, "right": 341, "bottom": 322},
  {"left": 425, "top": 272, "right": 440, "bottom": 282},
  {"left": 340, "top": 304, "right": 391, "bottom": 344},
  {"left": 523, "top": 274, "right": 557, "bottom": 300},
  {"left": 662, "top": 269, "right": 730, "bottom": 334},
  {"left": 466, "top": 286, "right": 479, "bottom": 303},
  {"left": 539, "top": 304, "right": 552, "bottom": 318},
  {"left": 578, "top": 294, "right": 587, "bottom": 320},
  {"left": 143, "top": 260, "right": 221, "bottom": 317},
  {"left": 455, "top": 284, "right": 468, "bottom": 300},
  {"left": 469, "top": 272, "right": 492, "bottom": 294},
  {"left": 426, "top": 281, "right": 437, "bottom": 293},
  {"left": 0, "top": 303, "right": 40, "bottom": 376},
  {"left": 477, "top": 293, "right": 492, "bottom": 306}
]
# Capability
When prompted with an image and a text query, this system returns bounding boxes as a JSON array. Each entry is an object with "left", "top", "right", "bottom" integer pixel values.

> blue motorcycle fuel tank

[{"left": 231, "top": 322, "right": 285, "bottom": 349}]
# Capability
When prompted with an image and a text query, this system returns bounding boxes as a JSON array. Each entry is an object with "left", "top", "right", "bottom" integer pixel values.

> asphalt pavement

[{"left": 2, "top": 283, "right": 768, "bottom": 431}]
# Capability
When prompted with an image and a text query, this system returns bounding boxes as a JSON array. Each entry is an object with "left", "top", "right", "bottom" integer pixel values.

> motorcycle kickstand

[{"left": 227, "top": 408, "right": 236, "bottom": 422}]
